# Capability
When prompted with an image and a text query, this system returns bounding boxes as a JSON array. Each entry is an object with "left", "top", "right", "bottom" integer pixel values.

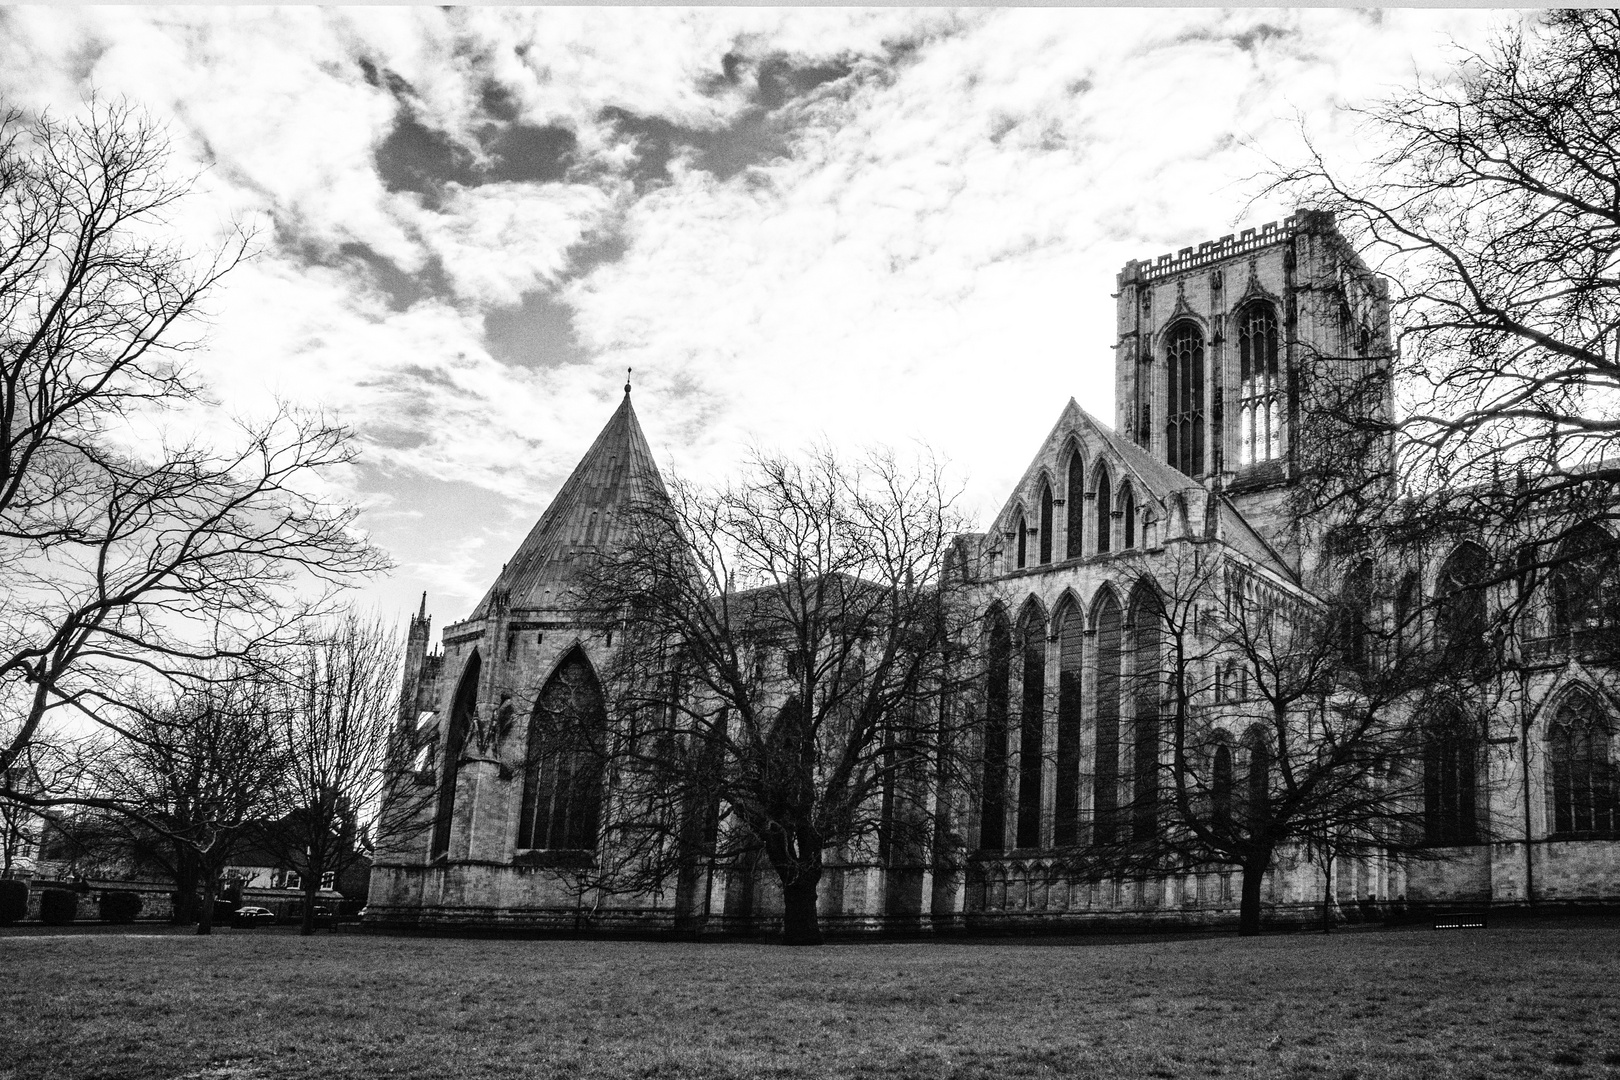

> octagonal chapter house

[{"left": 369, "top": 388, "right": 694, "bottom": 930}]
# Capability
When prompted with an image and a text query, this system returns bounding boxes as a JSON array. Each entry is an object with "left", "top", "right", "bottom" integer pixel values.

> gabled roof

[
  {"left": 993, "top": 398, "right": 1201, "bottom": 527},
  {"left": 471, "top": 389, "right": 668, "bottom": 618},
  {"left": 990, "top": 398, "right": 1299, "bottom": 584},
  {"left": 1212, "top": 494, "right": 1300, "bottom": 587}
]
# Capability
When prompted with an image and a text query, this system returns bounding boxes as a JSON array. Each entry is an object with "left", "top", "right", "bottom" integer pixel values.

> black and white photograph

[{"left": 3, "top": 6, "right": 1619, "bottom": 1078}]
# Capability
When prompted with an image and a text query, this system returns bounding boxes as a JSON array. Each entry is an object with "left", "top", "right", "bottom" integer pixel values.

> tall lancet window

[
  {"left": 1065, "top": 448, "right": 1085, "bottom": 559},
  {"left": 1038, "top": 480, "right": 1054, "bottom": 565},
  {"left": 1014, "top": 512, "right": 1028, "bottom": 570},
  {"left": 1165, "top": 322, "right": 1205, "bottom": 476},
  {"left": 1095, "top": 466, "right": 1113, "bottom": 555},
  {"left": 1237, "top": 302, "right": 1283, "bottom": 466}
]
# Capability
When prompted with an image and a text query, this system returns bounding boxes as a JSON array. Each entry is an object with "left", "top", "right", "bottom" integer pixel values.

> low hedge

[
  {"left": 39, "top": 888, "right": 78, "bottom": 926},
  {"left": 0, "top": 879, "right": 26, "bottom": 925},
  {"left": 99, "top": 890, "right": 142, "bottom": 924}
]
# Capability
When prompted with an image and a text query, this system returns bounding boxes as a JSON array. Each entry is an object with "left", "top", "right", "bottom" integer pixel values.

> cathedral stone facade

[{"left": 370, "top": 211, "right": 1620, "bottom": 934}]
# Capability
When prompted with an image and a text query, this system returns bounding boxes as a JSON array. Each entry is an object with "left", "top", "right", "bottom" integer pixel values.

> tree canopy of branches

[
  {"left": 0, "top": 102, "right": 385, "bottom": 807},
  {"left": 1281, "top": 10, "right": 1620, "bottom": 561},
  {"left": 90, "top": 667, "right": 285, "bottom": 934},
  {"left": 259, "top": 612, "right": 403, "bottom": 935},
  {"left": 1133, "top": 544, "right": 1458, "bottom": 936},
  {"left": 576, "top": 446, "right": 977, "bottom": 945}
]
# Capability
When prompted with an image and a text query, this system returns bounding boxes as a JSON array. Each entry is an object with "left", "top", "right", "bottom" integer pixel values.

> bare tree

[
  {"left": 1277, "top": 10, "right": 1620, "bottom": 561},
  {"left": 260, "top": 612, "right": 402, "bottom": 935},
  {"left": 574, "top": 445, "right": 979, "bottom": 945},
  {"left": 1122, "top": 541, "right": 1452, "bottom": 936},
  {"left": 0, "top": 102, "right": 386, "bottom": 811},
  {"left": 90, "top": 669, "right": 286, "bottom": 934}
]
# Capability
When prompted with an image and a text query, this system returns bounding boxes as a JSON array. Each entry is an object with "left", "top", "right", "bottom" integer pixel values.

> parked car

[{"left": 231, "top": 905, "right": 277, "bottom": 928}]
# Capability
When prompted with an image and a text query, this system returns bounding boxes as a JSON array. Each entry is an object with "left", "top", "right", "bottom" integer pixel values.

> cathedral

[{"left": 369, "top": 211, "right": 1620, "bottom": 933}]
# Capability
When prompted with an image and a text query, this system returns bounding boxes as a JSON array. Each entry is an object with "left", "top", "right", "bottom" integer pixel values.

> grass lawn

[{"left": 2, "top": 925, "right": 1618, "bottom": 1080}]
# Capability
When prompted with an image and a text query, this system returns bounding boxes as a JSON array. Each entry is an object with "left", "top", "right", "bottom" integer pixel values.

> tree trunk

[
  {"left": 1238, "top": 858, "right": 1268, "bottom": 936},
  {"left": 779, "top": 870, "right": 823, "bottom": 946},
  {"left": 196, "top": 875, "right": 216, "bottom": 936},
  {"left": 301, "top": 874, "right": 320, "bottom": 936},
  {"left": 172, "top": 854, "right": 200, "bottom": 925},
  {"left": 1320, "top": 856, "right": 1335, "bottom": 935}
]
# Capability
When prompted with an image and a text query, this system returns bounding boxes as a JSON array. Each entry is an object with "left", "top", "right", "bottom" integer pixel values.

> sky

[{"left": 0, "top": 6, "right": 1513, "bottom": 631}]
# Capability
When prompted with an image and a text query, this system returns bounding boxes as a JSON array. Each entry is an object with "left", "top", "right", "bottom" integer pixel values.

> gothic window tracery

[
  {"left": 1165, "top": 321, "right": 1205, "bottom": 477},
  {"left": 1237, "top": 302, "right": 1283, "bottom": 466},
  {"left": 1436, "top": 542, "right": 1491, "bottom": 663},
  {"left": 1422, "top": 703, "right": 1479, "bottom": 845},
  {"left": 1338, "top": 560, "right": 1374, "bottom": 671},
  {"left": 1549, "top": 689, "right": 1617, "bottom": 839},
  {"left": 1551, "top": 523, "right": 1620, "bottom": 637},
  {"left": 517, "top": 648, "right": 605, "bottom": 852}
]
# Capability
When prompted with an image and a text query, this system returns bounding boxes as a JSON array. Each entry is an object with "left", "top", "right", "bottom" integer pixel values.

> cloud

[{"left": 0, "top": 6, "right": 1514, "bottom": 623}]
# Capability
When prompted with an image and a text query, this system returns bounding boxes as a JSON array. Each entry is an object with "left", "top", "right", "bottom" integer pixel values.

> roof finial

[{"left": 625, "top": 366, "right": 633, "bottom": 396}]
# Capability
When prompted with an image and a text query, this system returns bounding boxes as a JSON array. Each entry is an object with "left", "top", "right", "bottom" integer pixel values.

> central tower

[{"left": 1112, "top": 210, "right": 1391, "bottom": 531}]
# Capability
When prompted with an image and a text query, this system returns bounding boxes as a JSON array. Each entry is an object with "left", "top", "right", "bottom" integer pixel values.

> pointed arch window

[
  {"left": 1066, "top": 448, "right": 1085, "bottom": 559},
  {"left": 1211, "top": 742, "right": 1234, "bottom": 830},
  {"left": 1237, "top": 302, "right": 1282, "bottom": 466},
  {"left": 1014, "top": 512, "right": 1028, "bottom": 570},
  {"left": 1038, "top": 481, "right": 1054, "bottom": 565},
  {"left": 1165, "top": 321, "right": 1205, "bottom": 477},
  {"left": 1054, "top": 599, "right": 1084, "bottom": 846},
  {"left": 1122, "top": 487, "right": 1137, "bottom": 550},
  {"left": 1095, "top": 467, "right": 1113, "bottom": 555},
  {"left": 518, "top": 649, "right": 605, "bottom": 852},
  {"left": 1436, "top": 542, "right": 1490, "bottom": 663},
  {"left": 1338, "top": 560, "right": 1374, "bottom": 671},
  {"left": 1549, "top": 690, "right": 1617, "bottom": 838},
  {"left": 1128, "top": 585, "right": 1162, "bottom": 842},
  {"left": 1395, "top": 572, "right": 1422, "bottom": 657},
  {"left": 1016, "top": 606, "right": 1047, "bottom": 848},
  {"left": 1423, "top": 704, "right": 1479, "bottom": 845},
  {"left": 979, "top": 610, "right": 1012, "bottom": 850},
  {"left": 1243, "top": 726, "right": 1270, "bottom": 829},
  {"left": 1093, "top": 592, "right": 1122, "bottom": 844},
  {"left": 1551, "top": 524, "right": 1620, "bottom": 637},
  {"left": 431, "top": 651, "right": 481, "bottom": 860}
]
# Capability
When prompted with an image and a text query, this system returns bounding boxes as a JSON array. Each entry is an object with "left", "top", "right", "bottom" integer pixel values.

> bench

[{"left": 1433, "top": 911, "right": 1487, "bottom": 930}]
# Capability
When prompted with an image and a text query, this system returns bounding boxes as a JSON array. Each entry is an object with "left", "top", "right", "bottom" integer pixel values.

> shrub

[
  {"left": 0, "top": 880, "right": 27, "bottom": 925},
  {"left": 99, "top": 890, "right": 142, "bottom": 924},
  {"left": 39, "top": 888, "right": 77, "bottom": 926}
]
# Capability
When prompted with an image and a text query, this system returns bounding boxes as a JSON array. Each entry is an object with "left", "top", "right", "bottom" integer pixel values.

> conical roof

[{"left": 470, "top": 389, "right": 668, "bottom": 618}]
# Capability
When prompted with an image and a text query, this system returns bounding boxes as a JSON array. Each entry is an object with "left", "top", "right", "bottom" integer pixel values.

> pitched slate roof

[{"left": 470, "top": 389, "right": 668, "bottom": 618}]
